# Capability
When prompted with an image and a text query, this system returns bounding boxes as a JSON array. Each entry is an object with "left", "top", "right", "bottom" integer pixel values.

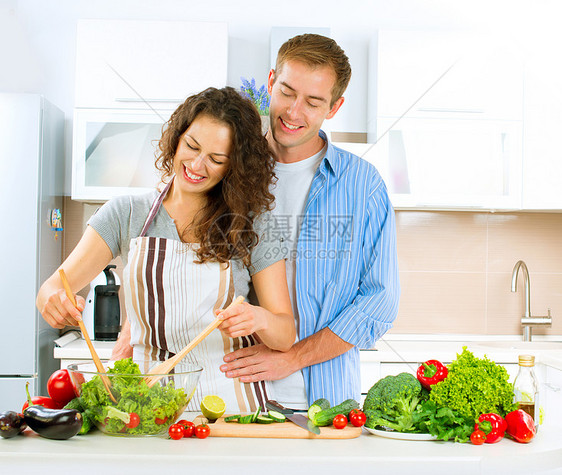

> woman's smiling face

[{"left": 173, "top": 113, "right": 232, "bottom": 197}]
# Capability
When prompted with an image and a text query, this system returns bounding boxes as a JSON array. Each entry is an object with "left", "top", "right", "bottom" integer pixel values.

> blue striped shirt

[{"left": 297, "top": 131, "right": 400, "bottom": 406}]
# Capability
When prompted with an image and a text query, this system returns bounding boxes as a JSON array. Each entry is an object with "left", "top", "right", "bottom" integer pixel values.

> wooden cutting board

[{"left": 193, "top": 414, "right": 362, "bottom": 439}]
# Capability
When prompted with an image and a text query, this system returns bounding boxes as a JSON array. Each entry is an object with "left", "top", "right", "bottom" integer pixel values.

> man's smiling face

[{"left": 267, "top": 60, "right": 343, "bottom": 162}]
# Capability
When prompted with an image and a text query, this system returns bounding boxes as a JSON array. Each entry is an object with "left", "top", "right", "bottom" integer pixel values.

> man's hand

[{"left": 220, "top": 344, "right": 297, "bottom": 383}]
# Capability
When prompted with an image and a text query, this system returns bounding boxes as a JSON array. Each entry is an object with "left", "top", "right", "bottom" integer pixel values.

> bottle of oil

[{"left": 513, "top": 354, "right": 539, "bottom": 426}]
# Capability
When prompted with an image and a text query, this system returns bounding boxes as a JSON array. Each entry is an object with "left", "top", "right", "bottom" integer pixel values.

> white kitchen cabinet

[
  {"left": 375, "top": 30, "right": 523, "bottom": 121},
  {"left": 369, "top": 30, "right": 524, "bottom": 210},
  {"left": 72, "top": 20, "right": 228, "bottom": 201},
  {"left": 521, "top": 65, "right": 562, "bottom": 210},
  {"left": 71, "top": 107, "right": 171, "bottom": 201},
  {"left": 75, "top": 20, "right": 228, "bottom": 109}
]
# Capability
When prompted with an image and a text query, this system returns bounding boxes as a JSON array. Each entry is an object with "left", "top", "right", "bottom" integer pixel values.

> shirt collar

[{"left": 318, "top": 129, "right": 342, "bottom": 176}]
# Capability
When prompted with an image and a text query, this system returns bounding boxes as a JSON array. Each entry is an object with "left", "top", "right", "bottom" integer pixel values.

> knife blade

[{"left": 266, "top": 400, "right": 320, "bottom": 435}]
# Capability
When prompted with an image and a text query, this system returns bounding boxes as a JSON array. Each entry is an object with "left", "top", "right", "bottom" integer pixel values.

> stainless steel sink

[{"left": 476, "top": 341, "right": 562, "bottom": 351}]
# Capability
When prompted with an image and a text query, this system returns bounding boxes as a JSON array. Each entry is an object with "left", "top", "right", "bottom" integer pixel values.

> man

[{"left": 220, "top": 34, "right": 400, "bottom": 407}]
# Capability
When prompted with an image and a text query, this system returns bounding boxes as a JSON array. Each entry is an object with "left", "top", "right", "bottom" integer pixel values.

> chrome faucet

[{"left": 511, "top": 260, "right": 552, "bottom": 341}]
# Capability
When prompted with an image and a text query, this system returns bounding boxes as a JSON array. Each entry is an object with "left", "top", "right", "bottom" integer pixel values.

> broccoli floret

[{"left": 363, "top": 372, "right": 427, "bottom": 432}]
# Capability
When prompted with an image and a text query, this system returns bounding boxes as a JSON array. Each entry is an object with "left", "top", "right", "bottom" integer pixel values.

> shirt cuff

[{"left": 328, "top": 303, "right": 394, "bottom": 349}]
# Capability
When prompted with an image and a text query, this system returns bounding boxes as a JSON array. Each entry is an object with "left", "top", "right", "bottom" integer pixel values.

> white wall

[{"left": 1, "top": 0, "right": 559, "bottom": 193}]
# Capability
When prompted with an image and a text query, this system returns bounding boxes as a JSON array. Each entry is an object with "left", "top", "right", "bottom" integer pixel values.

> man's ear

[
  {"left": 267, "top": 69, "right": 276, "bottom": 94},
  {"left": 326, "top": 97, "right": 344, "bottom": 120}
]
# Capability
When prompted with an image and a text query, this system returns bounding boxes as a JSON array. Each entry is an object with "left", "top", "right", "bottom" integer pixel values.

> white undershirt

[{"left": 268, "top": 144, "right": 327, "bottom": 409}]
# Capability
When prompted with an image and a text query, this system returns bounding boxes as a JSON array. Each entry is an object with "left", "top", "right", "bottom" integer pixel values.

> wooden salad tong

[
  {"left": 144, "top": 295, "right": 245, "bottom": 388},
  {"left": 59, "top": 269, "right": 117, "bottom": 403}
]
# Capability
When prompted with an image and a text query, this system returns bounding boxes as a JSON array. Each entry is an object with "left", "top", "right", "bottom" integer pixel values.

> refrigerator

[{"left": 0, "top": 93, "right": 64, "bottom": 410}]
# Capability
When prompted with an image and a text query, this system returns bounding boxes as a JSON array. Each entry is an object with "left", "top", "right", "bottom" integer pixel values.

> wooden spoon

[
  {"left": 144, "top": 295, "right": 245, "bottom": 388},
  {"left": 58, "top": 269, "right": 117, "bottom": 403}
]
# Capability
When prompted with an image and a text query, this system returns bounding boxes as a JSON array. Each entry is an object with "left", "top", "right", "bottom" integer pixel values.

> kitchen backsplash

[{"left": 63, "top": 197, "right": 562, "bottom": 336}]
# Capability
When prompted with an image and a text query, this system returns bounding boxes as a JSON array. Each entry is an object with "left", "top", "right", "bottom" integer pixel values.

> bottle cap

[{"left": 518, "top": 354, "right": 535, "bottom": 367}]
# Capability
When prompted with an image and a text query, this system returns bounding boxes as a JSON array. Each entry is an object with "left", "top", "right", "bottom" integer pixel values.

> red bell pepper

[
  {"left": 474, "top": 413, "right": 506, "bottom": 444},
  {"left": 416, "top": 359, "right": 448, "bottom": 390},
  {"left": 22, "top": 396, "right": 63, "bottom": 413},
  {"left": 505, "top": 409, "right": 536, "bottom": 443}
]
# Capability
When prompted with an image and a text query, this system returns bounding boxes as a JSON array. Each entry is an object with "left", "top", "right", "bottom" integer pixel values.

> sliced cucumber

[
  {"left": 250, "top": 406, "right": 261, "bottom": 423},
  {"left": 224, "top": 415, "right": 241, "bottom": 423},
  {"left": 238, "top": 415, "right": 254, "bottom": 424},
  {"left": 256, "top": 415, "right": 276, "bottom": 424},
  {"left": 267, "top": 410, "right": 287, "bottom": 423},
  {"left": 307, "top": 398, "right": 331, "bottom": 420}
]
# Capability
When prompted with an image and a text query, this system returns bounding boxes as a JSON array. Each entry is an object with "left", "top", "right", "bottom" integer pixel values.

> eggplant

[
  {"left": 0, "top": 411, "right": 27, "bottom": 439},
  {"left": 23, "top": 405, "right": 82, "bottom": 440}
]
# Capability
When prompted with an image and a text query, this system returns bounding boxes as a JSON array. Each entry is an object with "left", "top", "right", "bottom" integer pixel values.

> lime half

[{"left": 201, "top": 395, "right": 226, "bottom": 420}]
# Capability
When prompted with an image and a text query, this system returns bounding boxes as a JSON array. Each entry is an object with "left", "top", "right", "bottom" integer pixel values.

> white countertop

[
  {"left": 1, "top": 415, "right": 561, "bottom": 475},
  {"left": 54, "top": 333, "right": 562, "bottom": 370}
]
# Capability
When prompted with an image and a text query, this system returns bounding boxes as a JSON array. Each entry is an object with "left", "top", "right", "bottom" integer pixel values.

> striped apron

[{"left": 122, "top": 179, "right": 270, "bottom": 413}]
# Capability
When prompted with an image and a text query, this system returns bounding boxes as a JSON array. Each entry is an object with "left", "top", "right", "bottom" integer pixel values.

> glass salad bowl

[{"left": 67, "top": 358, "right": 202, "bottom": 437}]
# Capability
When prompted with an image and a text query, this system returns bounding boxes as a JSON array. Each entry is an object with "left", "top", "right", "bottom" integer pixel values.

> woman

[{"left": 37, "top": 87, "right": 294, "bottom": 412}]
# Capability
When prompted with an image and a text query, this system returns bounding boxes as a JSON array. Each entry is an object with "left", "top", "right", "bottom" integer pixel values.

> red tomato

[
  {"left": 194, "top": 423, "right": 210, "bottom": 439},
  {"left": 349, "top": 409, "right": 366, "bottom": 427},
  {"left": 470, "top": 429, "right": 486, "bottom": 445},
  {"left": 332, "top": 414, "right": 348, "bottom": 429},
  {"left": 177, "top": 419, "right": 195, "bottom": 438},
  {"left": 47, "top": 369, "right": 76, "bottom": 405},
  {"left": 168, "top": 423, "right": 184, "bottom": 440},
  {"left": 126, "top": 412, "right": 140, "bottom": 429},
  {"left": 155, "top": 416, "right": 168, "bottom": 425},
  {"left": 22, "top": 396, "right": 62, "bottom": 413}
]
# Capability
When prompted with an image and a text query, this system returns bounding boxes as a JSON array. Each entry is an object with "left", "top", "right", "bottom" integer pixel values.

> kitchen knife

[{"left": 266, "top": 400, "right": 321, "bottom": 435}]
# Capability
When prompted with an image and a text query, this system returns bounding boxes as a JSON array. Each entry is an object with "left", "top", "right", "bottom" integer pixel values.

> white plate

[{"left": 364, "top": 427, "right": 437, "bottom": 441}]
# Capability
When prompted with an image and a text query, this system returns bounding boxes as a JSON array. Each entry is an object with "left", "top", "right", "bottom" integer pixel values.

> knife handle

[{"left": 265, "top": 400, "right": 292, "bottom": 414}]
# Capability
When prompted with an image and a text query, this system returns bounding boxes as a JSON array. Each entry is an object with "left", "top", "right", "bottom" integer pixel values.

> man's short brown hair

[{"left": 274, "top": 33, "right": 352, "bottom": 107}]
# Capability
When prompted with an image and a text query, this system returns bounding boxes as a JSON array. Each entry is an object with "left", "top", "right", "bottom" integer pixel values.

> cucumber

[
  {"left": 307, "top": 398, "right": 331, "bottom": 420},
  {"left": 238, "top": 415, "right": 254, "bottom": 424},
  {"left": 256, "top": 415, "right": 276, "bottom": 424},
  {"left": 250, "top": 407, "right": 261, "bottom": 423},
  {"left": 267, "top": 410, "right": 287, "bottom": 423},
  {"left": 224, "top": 415, "right": 241, "bottom": 422},
  {"left": 311, "top": 399, "right": 359, "bottom": 427}
]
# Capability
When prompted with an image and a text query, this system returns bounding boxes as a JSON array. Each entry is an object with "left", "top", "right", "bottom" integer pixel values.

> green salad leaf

[
  {"left": 428, "top": 347, "right": 517, "bottom": 420},
  {"left": 79, "top": 358, "right": 188, "bottom": 435}
]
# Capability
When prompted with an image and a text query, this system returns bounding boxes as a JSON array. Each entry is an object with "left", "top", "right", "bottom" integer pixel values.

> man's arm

[{"left": 220, "top": 327, "right": 352, "bottom": 382}]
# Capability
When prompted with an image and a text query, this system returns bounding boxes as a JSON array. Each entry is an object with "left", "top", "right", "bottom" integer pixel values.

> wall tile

[
  {"left": 487, "top": 212, "right": 562, "bottom": 274},
  {"left": 391, "top": 271, "right": 487, "bottom": 334},
  {"left": 395, "top": 211, "right": 488, "bottom": 272}
]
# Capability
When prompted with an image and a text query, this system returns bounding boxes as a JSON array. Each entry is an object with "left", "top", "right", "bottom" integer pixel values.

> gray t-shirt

[{"left": 87, "top": 190, "right": 283, "bottom": 299}]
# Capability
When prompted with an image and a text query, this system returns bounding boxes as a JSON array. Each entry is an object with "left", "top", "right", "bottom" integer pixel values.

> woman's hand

[
  {"left": 38, "top": 289, "right": 85, "bottom": 329},
  {"left": 217, "top": 301, "right": 267, "bottom": 339},
  {"left": 110, "top": 319, "right": 133, "bottom": 360}
]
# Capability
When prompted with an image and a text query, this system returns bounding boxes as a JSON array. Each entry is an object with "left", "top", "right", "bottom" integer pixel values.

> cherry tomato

[
  {"left": 47, "top": 369, "right": 76, "bottom": 405},
  {"left": 470, "top": 429, "right": 486, "bottom": 445},
  {"left": 349, "top": 409, "right": 366, "bottom": 427},
  {"left": 155, "top": 416, "right": 168, "bottom": 425},
  {"left": 194, "top": 423, "right": 210, "bottom": 439},
  {"left": 126, "top": 412, "right": 140, "bottom": 429},
  {"left": 168, "top": 423, "right": 184, "bottom": 440},
  {"left": 177, "top": 419, "right": 195, "bottom": 438},
  {"left": 332, "top": 414, "right": 348, "bottom": 429}
]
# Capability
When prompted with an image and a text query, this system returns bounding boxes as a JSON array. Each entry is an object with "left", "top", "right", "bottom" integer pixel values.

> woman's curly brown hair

[{"left": 155, "top": 87, "right": 275, "bottom": 267}]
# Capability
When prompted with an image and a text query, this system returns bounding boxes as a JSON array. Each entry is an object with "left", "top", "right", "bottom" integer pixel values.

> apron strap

[{"left": 139, "top": 177, "right": 174, "bottom": 237}]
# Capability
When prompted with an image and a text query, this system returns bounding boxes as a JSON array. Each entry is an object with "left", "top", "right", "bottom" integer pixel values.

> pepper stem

[
  {"left": 422, "top": 362, "right": 437, "bottom": 378},
  {"left": 25, "top": 381, "right": 34, "bottom": 407}
]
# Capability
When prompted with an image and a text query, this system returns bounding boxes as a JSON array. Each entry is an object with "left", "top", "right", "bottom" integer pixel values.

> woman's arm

[
  {"left": 218, "top": 259, "right": 295, "bottom": 352},
  {"left": 36, "top": 226, "right": 114, "bottom": 329}
]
